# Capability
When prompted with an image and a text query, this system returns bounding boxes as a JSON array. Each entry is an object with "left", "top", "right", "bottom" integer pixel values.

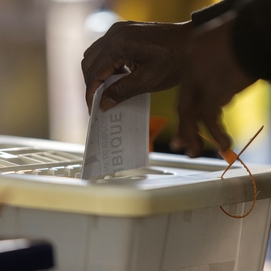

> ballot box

[{"left": 0, "top": 135, "right": 270, "bottom": 271}]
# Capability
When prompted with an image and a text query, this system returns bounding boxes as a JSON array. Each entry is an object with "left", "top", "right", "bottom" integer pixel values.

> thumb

[{"left": 100, "top": 71, "right": 147, "bottom": 111}]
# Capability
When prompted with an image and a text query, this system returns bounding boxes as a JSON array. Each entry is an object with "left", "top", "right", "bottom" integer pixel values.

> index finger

[
  {"left": 81, "top": 37, "right": 105, "bottom": 84},
  {"left": 83, "top": 51, "right": 126, "bottom": 111}
]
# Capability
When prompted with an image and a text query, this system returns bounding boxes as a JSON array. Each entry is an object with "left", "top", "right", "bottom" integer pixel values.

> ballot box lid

[{"left": 0, "top": 136, "right": 270, "bottom": 217}]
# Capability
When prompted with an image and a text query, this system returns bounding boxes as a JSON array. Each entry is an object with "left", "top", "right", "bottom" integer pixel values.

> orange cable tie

[{"left": 198, "top": 126, "right": 263, "bottom": 218}]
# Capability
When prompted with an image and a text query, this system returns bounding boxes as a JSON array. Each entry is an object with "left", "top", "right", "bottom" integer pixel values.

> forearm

[
  {"left": 191, "top": 0, "right": 271, "bottom": 81},
  {"left": 191, "top": 0, "right": 237, "bottom": 26},
  {"left": 233, "top": 0, "right": 271, "bottom": 80}
]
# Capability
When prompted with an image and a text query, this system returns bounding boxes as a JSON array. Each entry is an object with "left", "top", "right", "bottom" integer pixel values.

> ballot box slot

[{"left": 0, "top": 142, "right": 240, "bottom": 181}]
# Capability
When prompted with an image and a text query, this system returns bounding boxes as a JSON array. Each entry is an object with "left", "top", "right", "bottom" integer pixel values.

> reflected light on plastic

[
  {"left": 0, "top": 239, "right": 30, "bottom": 253},
  {"left": 85, "top": 10, "right": 120, "bottom": 33}
]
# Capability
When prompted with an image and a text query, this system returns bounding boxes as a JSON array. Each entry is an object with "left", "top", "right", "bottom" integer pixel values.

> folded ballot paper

[{"left": 81, "top": 73, "right": 150, "bottom": 180}]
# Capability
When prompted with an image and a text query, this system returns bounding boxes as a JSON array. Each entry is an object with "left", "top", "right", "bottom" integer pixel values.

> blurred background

[
  {"left": 0, "top": 0, "right": 270, "bottom": 163},
  {"left": 0, "top": 0, "right": 270, "bottom": 269}
]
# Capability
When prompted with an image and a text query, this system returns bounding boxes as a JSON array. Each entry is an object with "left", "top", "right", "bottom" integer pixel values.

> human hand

[
  {"left": 82, "top": 14, "right": 257, "bottom": 158},
  {"left": 170, "top": 12, "right": 257, "bottom": 157},
  {"left": 81, "top": 20, "right": 193, "bottom": 113}
]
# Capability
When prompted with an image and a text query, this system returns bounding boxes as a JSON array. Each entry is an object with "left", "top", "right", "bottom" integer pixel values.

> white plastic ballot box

[{"left": 0, "top": 135, "right": 270, "bottom": 271}]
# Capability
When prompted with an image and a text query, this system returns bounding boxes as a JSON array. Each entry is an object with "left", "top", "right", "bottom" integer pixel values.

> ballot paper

[{"left": 81, "top": 73, "right": 150, "bottom": 180}]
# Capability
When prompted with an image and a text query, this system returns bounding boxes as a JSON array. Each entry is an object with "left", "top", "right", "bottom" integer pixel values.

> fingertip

[
  {"left": 170, "top": 134, "right": 203, "bottom": 158},
  {"left": 169, "top": 136, "right": 185, "bottom": 152},
  {"left": 185, "top": 142, "right": 203, "bottom": 158},
  {"left": 218, "top": 133, "right": 232, "bottom": 151},
  {"left": 186, "top": 149, "right": 198, "bottom": 158},
  {"left": 204, "top": 117, "right": 232, "bottom": 152}
]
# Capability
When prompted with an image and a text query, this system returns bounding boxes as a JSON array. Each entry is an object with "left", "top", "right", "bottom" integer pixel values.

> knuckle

[
  {"left": 107, "top": 21, "right": 126, "bottom": 37},
  {"left": 107, "top": 21, "right": 136, "bottom": 44},
  {"left": 86, "top": 69, "right": 99, "bottom": 84},
  {"left": 112, "top": 83, "right": 132, "bottom": 102},
  {"left": 110, "top": 21, "right": 130, "bottom": 31}
]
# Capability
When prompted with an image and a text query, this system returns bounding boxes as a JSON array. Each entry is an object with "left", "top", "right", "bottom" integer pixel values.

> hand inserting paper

[{"left": 82, "top": 18, "right": 256, "bottom": 157}]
